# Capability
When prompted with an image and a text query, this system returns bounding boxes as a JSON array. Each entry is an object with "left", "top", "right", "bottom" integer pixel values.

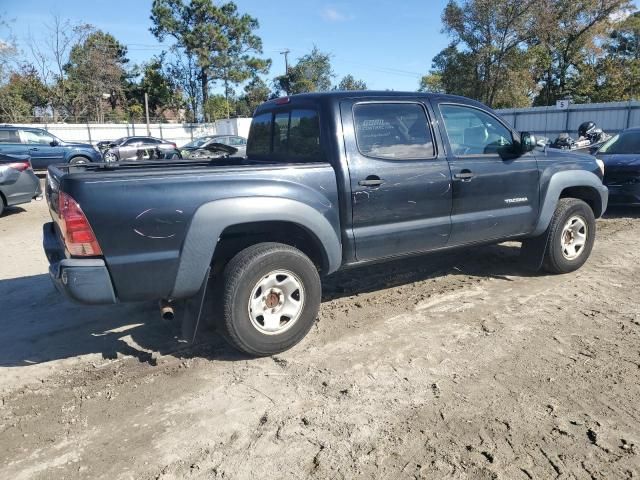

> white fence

[
  {"left": 12, "top": 117, "right": 253, "bottom": 147},
  {"left": 496, "top": 101, "right": 640, "bottom": 139}
]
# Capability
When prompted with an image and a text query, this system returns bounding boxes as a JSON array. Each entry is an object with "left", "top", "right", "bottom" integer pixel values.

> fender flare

[
  {"left": 171, "top": 197, "right": 342, "bottom": 299},
  {"left": 532, "top": 170, "right": 608, "bottom": 236}
]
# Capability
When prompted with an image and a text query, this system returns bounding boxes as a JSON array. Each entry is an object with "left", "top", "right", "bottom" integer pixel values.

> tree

[
  {"left": 167, "top": 49, "right": 201, "bottom": 122},
  {"left": 128, "top": 54, "right": 184, "bottom": 119},
  {"left": 532, "top": 0, "right": 633, "bottom": 105},
  {"left": 569, "top": 10, "right": 640, "bottom": 102},
  {"left": 204, "top": 94, "right": 231, "bottom": 121},
  {"left": 426, "top": 0, "right": 539, "bottom": 108},
  {"left": 0, "top": 14, "right": 17, "bottom": 83},
  {"left": 63, "top": 30, "right": 130, "bottom": 121},
  {"left": 336, "top": 74, "right": 367, "bottom": 90},
  {"left": 26, "top": 15, "right": 94, "bottom": 120},
  {"left": 237, "top": 76, "right": 270, "bottom": 115},
  {"left": 274, "top": 47, "right": 334, "bottom": 95},
  {"left": 150, "top": 0, "right": 270, "bottom": 120},
  {"left": 0, "top": 65, "right": 49, "bottom": 122},
  {"left": 418, "top": 73, "right": 445, "bottom": 93}
]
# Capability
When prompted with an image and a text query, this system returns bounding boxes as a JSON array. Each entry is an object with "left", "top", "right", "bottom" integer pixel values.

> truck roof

[{"left": 256, "top": 90, "right": 490, "bottom": 113}]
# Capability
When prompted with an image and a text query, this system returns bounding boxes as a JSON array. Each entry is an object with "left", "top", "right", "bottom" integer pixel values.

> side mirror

[
  {"left": 50, "top": 139, "right": 59, "bottom": 147},
  {"left": 520, "top": 132, "right": 536, "bottom": 153}
]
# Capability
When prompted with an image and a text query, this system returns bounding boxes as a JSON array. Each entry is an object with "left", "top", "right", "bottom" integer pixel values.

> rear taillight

[
  {"left": 8, "top": 161, "right": 30, "bottom": 172},
  {"left": 170, "top": 143, "right": 177, "bottom": 149},
  {"left": 57, "top": 192, "right": 103, "bottom": 256}
]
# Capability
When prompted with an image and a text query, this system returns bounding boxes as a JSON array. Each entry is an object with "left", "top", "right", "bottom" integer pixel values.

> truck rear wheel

[
  {"left": 218, "top": 242, "right": 321, "bottom": 356},
  {"left": 542, "top": 198, "right": 596, "bottom": 274}
]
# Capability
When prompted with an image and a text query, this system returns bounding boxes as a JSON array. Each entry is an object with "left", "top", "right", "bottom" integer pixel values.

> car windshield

[
  {"left": 598, "top": 132, "right": 640, "bottom": 154},
  {"left": 183, "top": 137, "right": 216, "bottom": 148}
]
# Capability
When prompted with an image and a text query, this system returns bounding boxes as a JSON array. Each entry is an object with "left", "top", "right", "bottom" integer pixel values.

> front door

[
  {"left": 435, "top": 103, "right": 540, "bottom": 245},
  {"left": 20, "top": 129, "right": 64, "bottom": 169},
  {"left": 341, "top": 99, "right": 452, "bottom": 261}
]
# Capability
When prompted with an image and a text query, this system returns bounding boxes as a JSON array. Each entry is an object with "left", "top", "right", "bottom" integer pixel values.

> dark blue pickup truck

[{"left": 43, "top": 92, "right": 608, "bottom": 356}]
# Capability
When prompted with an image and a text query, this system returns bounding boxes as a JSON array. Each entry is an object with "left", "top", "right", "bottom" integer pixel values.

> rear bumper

[
  {"left": 43, "top": 222, "right": 117, "bottom": 305},
  {"left": 1, "top": 169, "right": 42, "bottom": 206}
]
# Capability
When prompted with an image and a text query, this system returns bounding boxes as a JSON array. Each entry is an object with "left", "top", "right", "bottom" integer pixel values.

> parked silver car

[
  {"left": 0, "top": 152, "right": 41, "bottom": 216},
  {"left": 98, "top": 136, "right": 181, "bottom": 162}
]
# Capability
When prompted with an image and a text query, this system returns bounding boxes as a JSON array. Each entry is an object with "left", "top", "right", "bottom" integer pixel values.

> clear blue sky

[
  {"left": 4, "top": 0, "right": 640, "bottom": 93},
  {"left": 4, "top": 0, "right": 450, "bottom": 92}
]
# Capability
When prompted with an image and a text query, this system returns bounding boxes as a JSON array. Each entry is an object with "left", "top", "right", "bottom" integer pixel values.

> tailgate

[{"left": 45, "top": 165, "right": 65, "bottom": 219}]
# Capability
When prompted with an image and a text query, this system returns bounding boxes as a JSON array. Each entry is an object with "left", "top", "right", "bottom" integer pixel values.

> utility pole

[
  {"left": 280, "top": 49, "right": 291, "bottom": 95},
  {"left": 144, "top": 92, "right": 151, "bottom": 136}
]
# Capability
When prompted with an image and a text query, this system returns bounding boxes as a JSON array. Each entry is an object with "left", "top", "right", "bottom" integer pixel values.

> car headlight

[{"left": 595, "top": 158, "right": 605, "bottom": 176}]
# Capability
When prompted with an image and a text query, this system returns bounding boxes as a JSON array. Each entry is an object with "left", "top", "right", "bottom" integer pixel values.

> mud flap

[
  {"left": 180, "top": 267, "right": 211, "bottom": 343},
  {"left": 520, "top": 229, "right": 551, "bottom": 272}
]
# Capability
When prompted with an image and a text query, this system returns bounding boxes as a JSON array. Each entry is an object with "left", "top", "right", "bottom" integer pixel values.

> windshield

[
  {"left": 598, "top": 132, "right": 640, "bottom": 154},
  {"left": 183, "top": 137, "right": 215, "bottom": 148}
]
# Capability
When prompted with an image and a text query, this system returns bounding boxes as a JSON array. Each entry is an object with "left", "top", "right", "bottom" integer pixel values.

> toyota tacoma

[{"left": 43, "top": 92, "right": 608, "bottom": 356}]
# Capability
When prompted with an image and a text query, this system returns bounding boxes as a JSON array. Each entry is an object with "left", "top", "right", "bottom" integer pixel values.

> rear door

[
  {"left": 118, "top": 137, "right": 144, "bottom": 160},
  {"left": 435, "top": 103, "right": 540, "bottom": 245},
  {"left": 340, "top": 99, "right": 452, "bottom": 261},
  {"left": 20, "top": 129, "right": 64, "bottom": 169}
]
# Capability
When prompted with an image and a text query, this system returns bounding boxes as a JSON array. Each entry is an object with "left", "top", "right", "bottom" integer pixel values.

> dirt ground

[{"left": 1, "top": 189, "right": 639, "bottom": 480}]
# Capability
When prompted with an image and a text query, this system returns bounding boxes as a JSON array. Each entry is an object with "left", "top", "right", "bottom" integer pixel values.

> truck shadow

[
  {"left": 0, "top": 206, "right": 27, "bottom": 218},
  {"left": 0, "top": 243, "right": 534, "bottom": 369},
  {"left": 322, "top": 242, "right": 531, "bottom": 301}
]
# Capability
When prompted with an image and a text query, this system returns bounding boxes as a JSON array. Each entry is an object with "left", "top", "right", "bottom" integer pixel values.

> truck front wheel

[
  {"left": 542, "top": 198, "right": 596, "bottom": 274},
  {"left": 217, "top": 242, "right": 321, "bottom": 356}
]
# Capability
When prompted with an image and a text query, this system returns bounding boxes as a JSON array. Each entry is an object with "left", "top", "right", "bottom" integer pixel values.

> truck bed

[{"left": 46, "top": 159, "right": 341, "bottom": 302}]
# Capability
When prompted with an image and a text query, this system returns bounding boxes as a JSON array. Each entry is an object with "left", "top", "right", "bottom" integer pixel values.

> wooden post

[{"left": 145, "top": 92, "right": 151, "bottom": 136}]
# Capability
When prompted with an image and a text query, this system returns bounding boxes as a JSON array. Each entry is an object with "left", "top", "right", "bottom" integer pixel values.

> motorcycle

[{"left": 548, "top": 121, "right": 611, "bottom": 153}]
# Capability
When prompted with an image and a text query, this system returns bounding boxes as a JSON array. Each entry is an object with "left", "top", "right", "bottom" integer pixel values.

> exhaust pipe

[{"left": 159, "top": 299, "right": 175, "bottom": 321}]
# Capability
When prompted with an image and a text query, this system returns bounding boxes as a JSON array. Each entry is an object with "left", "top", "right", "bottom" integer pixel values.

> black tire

[
  {"left": 69, "top": 156, "right": 89, "bottom": 165},
  {"left": 542, "top": 198, "right": 596, "bottom": 274},
  {"left": 0, "top": 196, "right": 4, "bottom": 217},
  {"left": 216, "top": 242, "right": 321, "bottom": 356}
]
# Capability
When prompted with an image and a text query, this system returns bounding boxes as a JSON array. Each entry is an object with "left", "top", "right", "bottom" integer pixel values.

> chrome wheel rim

[
  {"left": 104, "top": 153, "right": 117, "bottom": 162},
  {"left": 247, "top": 270, "right": 305, "bottom": 335},
  {"left": 561, "top": 215, "right": 588, "bottom": 260}
]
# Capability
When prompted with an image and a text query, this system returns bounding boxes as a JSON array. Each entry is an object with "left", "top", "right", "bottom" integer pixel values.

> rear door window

[{"left": 353, "top": 103, "right": 435, "bottom": 159}]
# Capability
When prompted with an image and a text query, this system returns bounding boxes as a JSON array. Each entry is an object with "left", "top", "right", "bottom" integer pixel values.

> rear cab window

[{"left": 247, "top": 108, "right": 323, "bottom": 163}]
